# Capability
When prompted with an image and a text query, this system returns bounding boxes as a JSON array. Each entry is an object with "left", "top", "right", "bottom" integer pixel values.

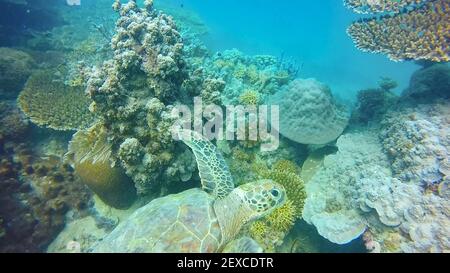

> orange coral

[{"left": 347, "top": 0, "right": 450, "bottom": 62}]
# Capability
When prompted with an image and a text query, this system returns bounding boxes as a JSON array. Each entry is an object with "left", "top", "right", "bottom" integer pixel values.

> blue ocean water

[{"left": 172, "top": 0, "right": 419, "bottom": 101}]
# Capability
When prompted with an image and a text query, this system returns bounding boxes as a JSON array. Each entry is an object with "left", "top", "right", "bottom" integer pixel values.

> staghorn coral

[
  {"left": 18, "top": 70, "right": 95, "bottom": 131},
  {"left": 269, "top": 78, "right": 349, "bottom": 145},
  {"left": 66, "top": 122, "right": 136, "bottom": 209},
  {"left": 0, "top": 47, "right": 35, "bottom": 99},
  {"left": 347, "top": 0, "right": 450, "bottom": 62}
]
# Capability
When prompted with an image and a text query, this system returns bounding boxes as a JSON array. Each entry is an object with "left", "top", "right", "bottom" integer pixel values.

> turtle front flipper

[
  {"left": 222, "top": 237, "right": 263, "bottom": 253},
  {"left": 178, "top": 129, "right": 234, "bottom": 199}
]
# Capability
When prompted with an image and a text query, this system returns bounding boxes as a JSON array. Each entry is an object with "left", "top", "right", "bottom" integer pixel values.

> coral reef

[
  {"left": 302, "top": 129, "right": 391, "bottom": 244},
  {"left": 0, "top": 101, "right": 29, "bottom": 140},
  {"left": 269, "top": 78, "right": 349, "bottom": 145},
  {"left": 0, "top": 47, "right": 35, "bottom": 99},
  {"left": 207, "top": 49, "right": 294, "bottom": 105},
  {"left": 344, "top": 0, "right": 429, "bottom": 14},
  {"left": 0, "top": 140, "right": 91, "bottom": 252},
  {"left": 351, "top": 78, "right": 399, "bottom": 124},
  {"left": 66, "top": 122, "right": 137, "bottom": 209},
  {"left": 18, "top": 70, "right": 96, "bottom": 131},
  {"left": 85, "top": 1, "right": 219, "bottom": 194},
  {"left": 303, "top": 123, "right": 450, "bottom": 252},
  {"left": 402, "top": 63, "right": 450, "bottom": 99},
  {"left": 346, "top": 0, "right": 450, "bottom": 62},
  {"left": 381, "top": 101, "right": 450, "bottom": 187}
]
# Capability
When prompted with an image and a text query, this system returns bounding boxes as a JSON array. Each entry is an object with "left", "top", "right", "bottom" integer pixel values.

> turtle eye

[{"left": 271, "top": 189, "right": 279, "bottom": 197}]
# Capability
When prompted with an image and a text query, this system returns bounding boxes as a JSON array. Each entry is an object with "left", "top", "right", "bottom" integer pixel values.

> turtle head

[{"left": 235, "top": 179, "right": 286, "bottom": 222}]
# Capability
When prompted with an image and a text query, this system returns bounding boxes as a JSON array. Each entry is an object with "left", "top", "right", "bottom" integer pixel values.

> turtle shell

[{"left": 92, "top": 188, "right": 223, "bottom": 253}]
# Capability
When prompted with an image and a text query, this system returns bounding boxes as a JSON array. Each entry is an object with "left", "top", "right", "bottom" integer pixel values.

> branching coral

[
  {"left": 346, "top": 0, "right": 450, "bottom": 62},
  {"left": 18, "top": 70, "right": 95, "bottom": 131}
]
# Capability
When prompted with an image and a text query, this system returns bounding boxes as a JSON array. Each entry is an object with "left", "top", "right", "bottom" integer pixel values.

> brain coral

[
  {"left": 269, "top": 78, "right": 348, "bottom": 145},
  {"left": 0, "top": 47, "right": 35, "bottom": 99},
  {"left": 346, "top": 0, "right": 450, "bottom": 62},
  {"left": 18, "top": 70, "right": 95, "bottom": 131}
]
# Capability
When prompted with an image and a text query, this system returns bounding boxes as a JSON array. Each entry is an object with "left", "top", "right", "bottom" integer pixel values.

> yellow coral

[
  {"left": 266, "top": 200, "right": 296, "bottom": 233},
  {"left": 260, "top": 160, "right": 306, "bottom": 218},
  {"left": 239, "top": 89, "right": 260, "bottom": 106}
]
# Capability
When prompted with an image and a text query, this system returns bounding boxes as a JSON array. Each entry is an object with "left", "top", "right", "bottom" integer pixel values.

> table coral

[
  {"left": 18, "top": 70, "right": 95, "bottom": 131},
  {"left": 344, "top": 0, "right": 429, "bottom": 14},
  {"left": 346, "top": 0, "right": 450, "bottom": 62}
]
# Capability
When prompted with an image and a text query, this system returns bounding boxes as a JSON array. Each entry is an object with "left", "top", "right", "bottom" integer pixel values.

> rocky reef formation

[
  {"left": 85, "top": 0, "right": 220, "bottom": 194},
  {"left": 269, "top": 78, "right": 349, "bottom": 145},
  {"left": 0, "top": 47, "right": 35, "bottom": 99},
  {"left": 206, "top": 49, "right": 295, "bottom": 106},
  {"left": 346, "top": 0, "right": 449, "bottom": 62},
  {"left": 303, "top": 97, "right": 450, "bottom": 252},
  {"left": 402, "top": 63, "right": 450, "bottom": 99}
]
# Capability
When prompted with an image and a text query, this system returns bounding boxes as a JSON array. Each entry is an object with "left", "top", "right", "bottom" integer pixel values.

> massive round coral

[{"left": 269, "top": 78, "right": 349, "bottom": 145}]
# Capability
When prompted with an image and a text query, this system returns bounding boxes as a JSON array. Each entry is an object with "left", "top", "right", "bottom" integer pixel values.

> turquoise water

[
  {"left": 179, "top": 0, "right": 418, "bottom": 100},
  {"left": 0, "top": 0, "right": 448, "bottom": 253}
]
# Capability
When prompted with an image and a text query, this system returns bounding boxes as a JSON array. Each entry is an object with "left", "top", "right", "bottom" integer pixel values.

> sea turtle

[{"left": 92, "top": 129, "right": 286, "bottom": 253}]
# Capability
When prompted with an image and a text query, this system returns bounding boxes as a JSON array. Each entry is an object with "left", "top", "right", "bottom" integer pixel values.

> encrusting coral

[
  {"left": 66, "top": 122, "right": 137, "bottom": 209},
  {"left": 346, "top": 0, "right": 450, "bottom": 62},
  {"left": 18, "top": 70, "right": 95, "bottom": 131}
]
